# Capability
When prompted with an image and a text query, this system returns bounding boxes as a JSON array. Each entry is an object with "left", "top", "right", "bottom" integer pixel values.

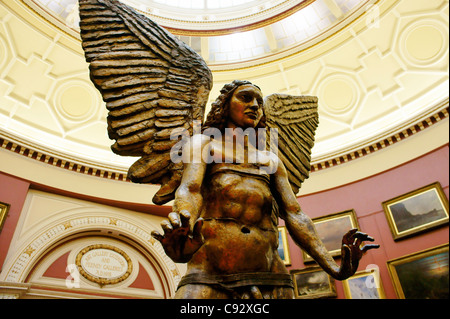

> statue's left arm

[{"left": 272, "top": 156, "right": 379, "bottom": 280}]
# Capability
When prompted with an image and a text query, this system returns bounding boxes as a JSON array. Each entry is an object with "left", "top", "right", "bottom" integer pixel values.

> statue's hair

[{"left": 203, "top": 80, "right": 265, "bottom": 133}]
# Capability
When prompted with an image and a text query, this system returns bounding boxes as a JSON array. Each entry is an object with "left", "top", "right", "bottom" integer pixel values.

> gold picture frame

[
  {"left": 0, "top": 201, "right": 11, "bottom": 233},
  {"left": 387, "top": 243, "right": 448, "bottom": 299},
  {"left": 382, "top": 182, "right": 449, "bottom": 240},
  {"left": 290, "top": 267, "right": 337, "bottom": 299},
  {"left": 278, "top": 226, "right": 291, "bottom": 266},
  {"left": 342, "top": 267, "right": 386, "bottom": 299},
  {"left": 302, "top": 209, "right": 360, "bottom": 263}
]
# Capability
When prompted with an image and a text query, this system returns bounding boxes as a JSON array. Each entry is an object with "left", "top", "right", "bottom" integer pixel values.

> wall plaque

[{"left": 76, "top": 244, "right": 133, "bottom": 286}]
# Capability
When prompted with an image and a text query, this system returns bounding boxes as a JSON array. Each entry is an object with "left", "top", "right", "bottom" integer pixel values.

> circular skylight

[
  {"left": 122, "top": 0, "right": 309, "bottom": 34},
  {"left": 26, "top": 0, "right": 370, "bottom": 66}
]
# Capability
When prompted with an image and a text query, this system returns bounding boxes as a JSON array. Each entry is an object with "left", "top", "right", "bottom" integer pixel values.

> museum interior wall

[
  {"left": 0, "top": 0, "right": 449, "bottom": 299},
  {"left": 1, "top": 122, "right": 448, "bottom": 299}
]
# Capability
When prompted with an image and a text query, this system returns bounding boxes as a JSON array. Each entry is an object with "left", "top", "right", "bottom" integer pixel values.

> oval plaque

[{"left": 76, "top": 244, "right": 132, "bottom": 286}]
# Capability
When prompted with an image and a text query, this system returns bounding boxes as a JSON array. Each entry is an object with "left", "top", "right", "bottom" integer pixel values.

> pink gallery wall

[
  {"left": 0, "top": 172, "right": 30, "bottom": 269},
  {"left": 0, "top": 145, "right": 448, "bottom": 298},
  {"left": 285, "top": 145, "right": 449, "bottom": 299}
]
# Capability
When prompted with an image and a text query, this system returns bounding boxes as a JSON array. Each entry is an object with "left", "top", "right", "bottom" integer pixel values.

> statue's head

[{"left": 203, "top": 80, "right": 266, "bottom": 133}]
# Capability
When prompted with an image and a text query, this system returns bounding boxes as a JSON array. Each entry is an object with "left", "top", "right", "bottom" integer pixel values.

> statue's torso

[{"left": 186, "top": 139, "right": 286, "bottom": 275}]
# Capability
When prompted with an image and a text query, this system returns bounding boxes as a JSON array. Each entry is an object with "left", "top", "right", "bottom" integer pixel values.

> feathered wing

[
  {"left": 78, "top": 0, "right": 212, "bottom": 204},
  {"left": 264, "top": 94, "right": 319, "bottom": 194}
]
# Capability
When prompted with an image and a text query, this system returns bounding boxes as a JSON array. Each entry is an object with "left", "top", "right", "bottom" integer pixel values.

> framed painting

[
  {"left": 290, "top": 267, "right": 337, "bottom": 299},
  {"left": 278, "top": 226, "right": 291, "bottom": 266},
  {"left": 0, "top": 201, "right": 11, "bottom": 233},
  {"left": 342, "top": 267, "right": 386, "bottom": 299},
  {"left": 382, "top": 182, "right": 449, "bottom": 240},
  {"left": 387, "top": 244, "right": 448, "bottom": 299},
  {"left": 302, "top": 209, "right": 359, "bottom": 263}
]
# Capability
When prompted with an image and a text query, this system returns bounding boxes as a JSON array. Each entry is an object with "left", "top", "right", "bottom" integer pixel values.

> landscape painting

[
  {"left": 343, "top": 268, "right": 385, "bottom": 299},
  {"left": 383, "top": 182, "right": 449, "bottom": 240},
  {"left": 302, "top": 210, "right": 359, "bottom": 262},
  {"left": 278, "top": 226, "right": 291, "bottom": 266},
  {"left": 388, "top": 244, "right": 449, "bottom": 299},
  {"left": 291, "top": 267, "right": 336, "bottom": 299}
]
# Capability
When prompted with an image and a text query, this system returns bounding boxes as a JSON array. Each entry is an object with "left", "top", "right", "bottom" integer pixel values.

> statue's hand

[
  {"left": 334, "top": 229, "right": 380, "bottom": 280},
  {"left": 151, "top": 210, "right": 204, "bottom": 263}
]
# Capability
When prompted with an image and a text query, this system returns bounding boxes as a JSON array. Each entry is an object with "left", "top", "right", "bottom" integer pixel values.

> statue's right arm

[
  {"left": 151, "top": 134, "right": 210, "bottom": 262},
  {"left": 173, "top": 134, "right": 210, "bottom": 223}
]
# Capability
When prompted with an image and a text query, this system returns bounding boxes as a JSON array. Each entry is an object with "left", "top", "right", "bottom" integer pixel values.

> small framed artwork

[
  {"left": 290, "top": 267, "right": 337, "bottom": 299},
  {"left": 387, "top": 243, "right": 448, "bottom": 299},
  {"left": 278, "top": 226, "right": 291, "bottom": 266},
  {"left": 0, "top": 201, "right": 11, "bottom": 233},
  {"left": 382, "top": 182, "right": 449, "bottom": 240},
  {"left": 302, "top": 209, "right": 359, "bottom": 263},
  {"left": 342, "top": 268, "right": 386, "bottom": 299}
]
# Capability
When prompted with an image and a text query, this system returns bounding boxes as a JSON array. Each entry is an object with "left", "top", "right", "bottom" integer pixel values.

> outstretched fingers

[
  {"left": 179, "top": 210, "right": 191, "bottom": 228},
  {"left": 342, "top": 228, "right": 358, "bottom": 245},
  {"left": 354, "top": 231, "right": 375, "bottom": 242},
  {"left": 161, "top": 219, "right": 173, "bottom": 234},
  {"left": 354, "top": 231, "right": 379, "bottom": 252},
  {"left": 150, "top": 210, "right": 204, "bottom": 262},
  {"left": 151, "top": 210, "right": 191, "bottom": 243},
  {"left": 151, "top": 219, "right": 173, "bottom": 244},
  {"left": 343, "top": 229, "right": 377, "bottom": 247},
  {"left": 151, "top": 230, "right": 164, "bottom": 242},
  {"left": 361, "top": 244, "right": 380, "bottom": 252},
  {"left": 168, "top": 212, "right": 181, "bottom": 229},
  {"left": 338, "top": 229, "right": 380, "bottom": 280},
  {"left": 353, "top": 232, "right": 379, "bottom": 254}
]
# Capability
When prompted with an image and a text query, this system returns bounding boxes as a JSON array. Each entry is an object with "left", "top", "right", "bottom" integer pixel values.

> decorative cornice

[
  {"left": 0, "top": 106, "right": 448, "bottom": 182},
  {"left": 311, "top": 107, "right": 449, "bottom": 172},
  {"left": 0, "top": 138, "right": 129, "bottom": 182}
]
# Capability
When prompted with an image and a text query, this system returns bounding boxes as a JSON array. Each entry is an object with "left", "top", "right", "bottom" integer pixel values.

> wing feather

[
  {"left": 264, "top": 94, "right": 319, "bottom": 194},
  {"left": 79, "top": 0, "right": 212, "bottom": 204}
]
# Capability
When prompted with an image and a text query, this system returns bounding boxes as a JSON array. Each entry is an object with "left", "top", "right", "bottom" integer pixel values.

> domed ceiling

[{"left": 0, "top": 0, "right": 448, "bottom": 179}]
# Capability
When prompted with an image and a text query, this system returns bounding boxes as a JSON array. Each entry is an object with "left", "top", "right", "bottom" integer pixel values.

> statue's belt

[
  {"left": 209, "top": 164, "right": 271, "bottom": 184},
  {"left": 177, "top": 272, "right": 294, "bottom": 291}
]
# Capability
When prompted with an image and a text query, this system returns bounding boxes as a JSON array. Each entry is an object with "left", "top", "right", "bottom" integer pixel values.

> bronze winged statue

[{"left": 78, "top": 0, "right": 379, "bottom": 299}]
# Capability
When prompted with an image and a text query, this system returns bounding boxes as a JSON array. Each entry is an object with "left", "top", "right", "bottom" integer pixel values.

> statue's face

[{"left": 227, "top": 84, "right": 264, "bottom": 129}]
